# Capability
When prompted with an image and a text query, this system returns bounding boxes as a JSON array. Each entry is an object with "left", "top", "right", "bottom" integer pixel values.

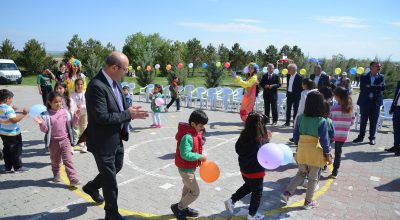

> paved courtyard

[{"left": 0, "top": 85, "right": 399, "bottom": 220}]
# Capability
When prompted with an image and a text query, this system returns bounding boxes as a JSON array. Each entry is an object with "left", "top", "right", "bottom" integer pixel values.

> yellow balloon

[
  {"left": 300, "top": 68, "right": 307, "bottom": 75},
  {"left": 128, "top": 65, "right": 132, "bottom": 71},
  {"left": 357, "top": 67, "right": 364, "bottom": 75},
  {"left": 335, "top": 68, "right": 341, "bottom": 75},
  {"left": 137, "top": 66, "right": 141, "bottom": 71},
  {"left": 282, "top": 68, "right": 288, "bottom": 75}
]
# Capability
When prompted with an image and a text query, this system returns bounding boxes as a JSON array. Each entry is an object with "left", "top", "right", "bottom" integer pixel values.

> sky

[{"left": 1, "top": 0, "right": 400, "bottom": 60}]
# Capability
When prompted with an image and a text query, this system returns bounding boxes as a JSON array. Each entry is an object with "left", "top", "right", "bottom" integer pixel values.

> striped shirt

[
  {"left": 0, "top": 104, "right": 21, "bottom": 136},
  {"left": 330, "top": 103, "right": 355, "bottom": 142}
]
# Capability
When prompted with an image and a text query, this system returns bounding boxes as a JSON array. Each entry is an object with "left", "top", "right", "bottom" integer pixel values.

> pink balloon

[
  {"left": 257, "top": 143, "right": 284, "bottom": 170},
  {"left": 177, "top": 63, "right": 183, "bottom": 69},
  {"left": 155, "top": 98, "right": 164, "bottom": 106}
]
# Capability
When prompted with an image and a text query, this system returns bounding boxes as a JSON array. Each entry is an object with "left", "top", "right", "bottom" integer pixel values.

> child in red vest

[{"left": 171, "top": 109, "right": 208, "bottom": 220}]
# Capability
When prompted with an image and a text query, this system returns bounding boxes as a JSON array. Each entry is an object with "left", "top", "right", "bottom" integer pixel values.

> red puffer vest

[{"left": 175, "top": 122, "right": 203, "bottom": 169}]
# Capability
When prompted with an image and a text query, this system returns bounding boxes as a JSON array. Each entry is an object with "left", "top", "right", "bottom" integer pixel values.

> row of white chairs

[{"left": 136, "top": 84, "right": 289, "bottom": 121}]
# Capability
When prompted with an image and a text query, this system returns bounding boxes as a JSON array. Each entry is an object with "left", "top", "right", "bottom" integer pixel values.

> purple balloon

[{"left": 257, "top": 143, "right": 284, "bottom": 170}]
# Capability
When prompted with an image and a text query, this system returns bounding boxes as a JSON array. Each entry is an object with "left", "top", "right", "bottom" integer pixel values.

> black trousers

[
  {"left": 264, "top": 96, "right": 278, "bottom": 123},
  {"left": 167, "top": 96, "right": 180, "bottom": 110},
  {"left": 1, "top": 134, "right": 23, "bottom": 170},
  {"left": 41, "top": 85, "right": 53, "bottom": 105},
  {"left": 358, "top": 101, "right": 381, "bottom": 140},
  {"left": 89, "top": 143, "right": 124, "bottom": 215},
  {"left": 286, "top": 93, "right": 300, "bottom": 125},
  {"left": 333, "top": 141, "right": 345, "bottom": 174},
  {"left": 231, "top": 175, "right": 263, "bottom": 216}
]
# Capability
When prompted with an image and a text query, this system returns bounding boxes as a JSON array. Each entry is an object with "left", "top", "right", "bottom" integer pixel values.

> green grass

[{"left": 21, "top": 75, "right": 38, "bottom": 86}]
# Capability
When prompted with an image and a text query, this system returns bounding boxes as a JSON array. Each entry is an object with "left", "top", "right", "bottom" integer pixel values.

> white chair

[
  {"left": 216, "top": 88, "right": 233, "bottom": 111},
  {"left": 190, "top": 87, "right": 207, "bottom": 108},
  {"left": 255, "top": 91, "right": 264, "bottom": 112},
  {"left": 355, "top": 106, "right": 361, "bottom": 130},
  {"left": 121, "top": 82, "right": 128, "bottom": 88},
  {"left": 139, "top": 84, "right": 154, "bottom": 102},
  {"left": 231, "top": 88, "right": 244, "bottom": 111},
  {"left": 181, "top": 85, "right": 195, "bottom": 107},
  {"left": 164, "top": 85, "right": 171, "bottom": 103},
  {"left": 206, "top": 88, "right": 218, "bottom": 110},
  {"left": 128, "top": 83, "right": 135, "bottom": 97},
  {"left": 378, "top": 99, "right": 394, "bottom": 130},
  {"left": 277, "top": 93, "right": 287, "bottom": 120}
]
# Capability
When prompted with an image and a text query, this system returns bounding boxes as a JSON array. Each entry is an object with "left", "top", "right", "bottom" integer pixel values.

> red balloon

[
  {"left": 177, "top": 63, "right": 183, "bottom": 69},
  {"left": 224, "top": 62, "right": 230, "bottom": 68}
]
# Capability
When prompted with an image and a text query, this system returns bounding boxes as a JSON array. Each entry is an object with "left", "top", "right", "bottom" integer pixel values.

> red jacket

[{"left": 175, "top": 122, "right": 203, "bottom": 169}]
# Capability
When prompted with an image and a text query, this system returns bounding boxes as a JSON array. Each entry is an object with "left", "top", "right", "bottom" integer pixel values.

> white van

[{"left": 0, "top": 59, "right": 23, "bottom": 84}]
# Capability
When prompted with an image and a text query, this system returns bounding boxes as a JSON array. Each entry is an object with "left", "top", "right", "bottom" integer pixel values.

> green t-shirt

[
  {"left": 178, "top": 134, "right": 201, "bottom": 173},
  {"left": 37, "top": 73, "right": 52, "bottom": 87}
]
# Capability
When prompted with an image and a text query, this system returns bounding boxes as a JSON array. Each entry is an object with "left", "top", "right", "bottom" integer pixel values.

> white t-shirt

[{"left": 288, "top": 73, "right": 297, "bottom": 92}]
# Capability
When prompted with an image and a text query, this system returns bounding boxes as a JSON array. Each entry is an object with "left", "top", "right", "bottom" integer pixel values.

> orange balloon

[
  {"left": 199, "top": 160, "right": 220, "bottom": 183},
  {"left": 166, "top": 64, "right": 172, "bottom": 71}
]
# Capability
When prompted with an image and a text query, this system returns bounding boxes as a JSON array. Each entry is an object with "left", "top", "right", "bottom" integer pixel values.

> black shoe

[
  {"left": 282, "top": 123, "right": 290, "bottom": 127},
  {"left": 82, "top": 182, "right": 104, "bottom": 204},
  {"left": 395, "top": 150, "right": 400, "bottom": 156},
  {"left": 272, "top": 122, "right": 277, "bottom": 126},
  {"left": 352, "top": 137, "right": 363, "bottom": 143},
  {"left": 384, "top": 146, "right": 397, "bottom": 152},
  {"left": 369, "top": 139, "right": 376, "bottom": 145},
  {"left": 171, "top": 203, "right": 187, "bottom": 220},
  {"left": 184, "top": 207, "right": 199, "bottom": 217},
  {"left": 105, "top": 212, "right": 125, "bottom": 220},
  {"left": 289, "top": 138, "right": 294, "bottom": 143}
]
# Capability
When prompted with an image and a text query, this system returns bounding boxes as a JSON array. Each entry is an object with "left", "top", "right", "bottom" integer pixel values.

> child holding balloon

[
  {"left": 0, "top": 89, "right": 29, "bottom": 173},
  {"left": 34, "top": 92, "right": 81, "bottom": 185},
  {"left": 150, "top": 84, "right": 163, "bottom": 128},
  {"left": 171, "top": 109, "right": 208, "bottom": 220},
  {"left": 224, "top": 111, "right": 270, "bottom": 220},
  {"left": 281, "top": 91, "right": 332, "bottom": 210}
]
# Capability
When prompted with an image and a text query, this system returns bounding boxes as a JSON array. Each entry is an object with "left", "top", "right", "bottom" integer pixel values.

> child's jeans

[
  {"left": 178, "top": 171, "right": 200, "bottom": 210},
  {"left": 151, "top": 112, "right": 161, "bottom": 125},
  {"left": 333, "top": 141, "right": 345, "bottom": 174},
  {"left": 49, "top": 138, "right": 78, "bottom": 181},
  {"left": 286, "top": 164, "right": 320, "bottom": 201},
  {"left": 231, "top": 175, "right": 263, "bottom": 216},
  {"left": 167, "top": 97, "right": 180, "bottom": 110},
  {"left": 1, "top": 134, "right": 23, "bottom": 170}
]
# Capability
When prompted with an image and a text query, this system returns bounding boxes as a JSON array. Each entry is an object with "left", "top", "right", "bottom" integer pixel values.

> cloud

[
  {"left": 232, "top": 18, "right": 263, "bottom": 24},
  {"left": 391, "top": 22, "right": 400, "bottom": 27},
  {"left": 177, "top": 22, "right": 268, "bottom": 33},
  {"left": 312, "top": 16, "right": 368, "bottom": 28}
]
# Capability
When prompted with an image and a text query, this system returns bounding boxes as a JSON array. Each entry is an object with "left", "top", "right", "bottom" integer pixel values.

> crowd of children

[{"left": 1, "top": 61, "right": 360, "bottom": 219}]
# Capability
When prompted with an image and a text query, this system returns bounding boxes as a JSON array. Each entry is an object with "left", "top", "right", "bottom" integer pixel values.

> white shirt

[
  {"left": 314, "top": 74, "right": 320, "bottom": 85},
  {"left": 102, "top": 69, "right": 123, "bottom": 112},
  {"left": 288, "top": 73, "right": 297, "bottom": 92},
  {"left": 298, "top": 89, "right": 318, "bottom": 114}
]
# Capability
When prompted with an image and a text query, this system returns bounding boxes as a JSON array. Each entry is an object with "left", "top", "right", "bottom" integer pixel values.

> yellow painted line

[{"left": 59, "top": 126, "right": 334, "bottom": 218}]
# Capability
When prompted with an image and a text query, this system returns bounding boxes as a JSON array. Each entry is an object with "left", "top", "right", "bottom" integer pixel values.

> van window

[{"left": 0, "top": 63, "right": 18, "bottom": 70}]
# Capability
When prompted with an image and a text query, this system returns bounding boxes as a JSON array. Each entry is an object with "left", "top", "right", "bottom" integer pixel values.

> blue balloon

[
  {"left": 202, "top": 63, "right": 208, "bottom": 69},
  {"left": 29, "top": 104, "right": 47, "bottom": 118},
  {"left": 349, "top": 67, "right": 357, "bottom": 75},
  {"left": 277, "top": 144, "right": 293, "bottom": 165},
  {"left": 232, "top": 72, "right": 237, "bottom": 78}
]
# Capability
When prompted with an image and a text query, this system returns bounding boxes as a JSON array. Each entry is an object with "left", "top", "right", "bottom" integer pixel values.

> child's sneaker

[
  {"left": 164, "top": 108, "right": 169, "bottom": 112},
  {"left": 247, "top": 212, "right": 265, "bottom": 220},
  {"left": 150, "top": 124, "right": 157, "bottom": 128},
  {"left": 70, "top": 179, "right": 82, "bottom": 187},
  {"left": 280, "top": 191, "right": 291, "bottom": 204},
  {"left": 53, "top": 175, "right": 61, "bottom": 183},
  {"left": 322, "top": 165, "right": 328, "bottom": 173},
  {"left": 303, "top": 200, "right": 318, "bottom": 209},
  {"left": 331, "top": 169, "right": 338, "bottom": 179},
  {"left": 170, "top": 203, "right": 187, "bottom": 220},
  {"left": 15, "top": 166, "right": 29, "bottom": 172},
  {"left": 224, "top": 198, "right": 234, "bottom": 214},
  {"left": 184, "top": 207, "right": 199, "bottom": 217},
  {"left": 156, "top": 125, "right": 161, "bottom": 128}
]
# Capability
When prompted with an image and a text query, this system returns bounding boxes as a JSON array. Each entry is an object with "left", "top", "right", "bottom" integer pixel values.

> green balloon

[{"left": 216, "top": 62, "right": 221, "bottom": 67}]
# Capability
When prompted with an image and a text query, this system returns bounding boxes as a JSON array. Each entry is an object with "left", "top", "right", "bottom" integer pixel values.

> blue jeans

[{"left": 393, "top": 107, "right": 400, "bottom": 148}]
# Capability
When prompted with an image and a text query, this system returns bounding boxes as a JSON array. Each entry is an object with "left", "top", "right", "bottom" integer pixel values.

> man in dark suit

[
  {"left": 260, "top": 63, "right": 281, "bottom": 125},
  {"left": 83, "top": 52, "right": 149, "bottom": 220},
  {"left": 353, "top": 61, "right": 385, "bottom": 145},
  {"left": 385, "top": 80, "right": 400, "bottom": 155},
  {"left": 284, "top": 63, "right": 303, "bottom": 126},
  {"left": 310, "top": 65, "right": 329, "bottom": 89}
]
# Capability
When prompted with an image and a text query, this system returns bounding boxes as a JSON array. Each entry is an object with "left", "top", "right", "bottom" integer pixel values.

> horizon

[{"left": 1, "top": 0, "right": 400, "bottom": 61}]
